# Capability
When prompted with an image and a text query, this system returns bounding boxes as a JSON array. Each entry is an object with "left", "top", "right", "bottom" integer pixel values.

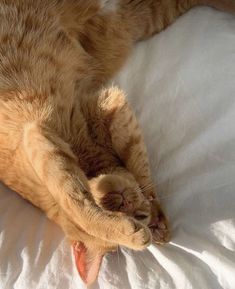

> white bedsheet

[{"left": 1, "top": 7, "right": 235, "bottom": 289}]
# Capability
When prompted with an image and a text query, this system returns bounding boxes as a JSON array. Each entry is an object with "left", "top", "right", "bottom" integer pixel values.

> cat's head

[
  {"left": 71, "top": 172, "right": 153, "bottom": 285},
  {"left": 89, "top": 173, "right": 153, "bottom": 225},
  {"left": 72, "top": 172, "right": 169, "bottom": 285}
]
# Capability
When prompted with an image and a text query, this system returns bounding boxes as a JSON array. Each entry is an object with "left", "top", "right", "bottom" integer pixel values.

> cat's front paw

[
  {"left": 149, "top": 201, "right": 170, "bottom": 244},
  {"left": 117, "top": 217, "right": 152, "bottom": 250},
  {"left": 89, "top": 174, "right": 145, "bottom": 215}
]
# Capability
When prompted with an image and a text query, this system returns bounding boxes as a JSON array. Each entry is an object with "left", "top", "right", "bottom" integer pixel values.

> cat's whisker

[
  {"left": 141, "top": 184, "right": 155, "bottom": 194},
  {"left": 141, "top": 182, "right": 156, "bottom": 191},
  {"left": 135, "top": 187, "right": 142, "bottom": 194},
  {"left": 158, "top": 194, "right": 174, "bottom": 201},
  {"left": 141, "top": 188, "right": 152, "bottom": 194},
  {"left": 117, "top": 245, "right": 121, "bottom": 267},
  {"left": 140, "top": 182, "right": 153, "bottom": 190}
]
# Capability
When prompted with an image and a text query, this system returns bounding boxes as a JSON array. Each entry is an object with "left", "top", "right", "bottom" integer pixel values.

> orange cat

[{"left": 0, "top": 0, "right": 234, "bottom": 285}]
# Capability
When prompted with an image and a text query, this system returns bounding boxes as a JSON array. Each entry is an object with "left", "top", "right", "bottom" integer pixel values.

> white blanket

[{"left": 1, "top": 7, "right": 235, "bottom": 289}]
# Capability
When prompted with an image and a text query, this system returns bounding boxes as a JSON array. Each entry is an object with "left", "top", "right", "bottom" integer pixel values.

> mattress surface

[{"left": 1, "top": 7, "right": 235, "bottom": 289}]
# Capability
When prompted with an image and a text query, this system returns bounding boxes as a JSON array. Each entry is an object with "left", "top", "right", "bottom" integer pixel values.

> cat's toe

[
  {"left": 101, "top": 192, "right": 123, "bottom": 211},
  {"left": 118, "top": 218, "right": 152, "bottom": 250},
  {"left": 101, "top": 190, "right": 135, "bottom": 213},
  {"left": 130, "top": 225, "right": 152, "bottom": 250},
  {"left": 120, "top": 198, "right": 134, "bottom": 212}
]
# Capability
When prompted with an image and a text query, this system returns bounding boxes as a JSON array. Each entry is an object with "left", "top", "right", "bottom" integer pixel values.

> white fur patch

[{"left": 100, "top": 0, "right": 118, "bottom": 13}]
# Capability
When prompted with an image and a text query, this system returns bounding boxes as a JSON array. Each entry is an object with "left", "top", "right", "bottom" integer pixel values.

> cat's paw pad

[
  {"left": 91, "top": 174, "right": 140, "bottom": 214},
  {"left": 101, "top": 189, "right": 136, "bottom": 213},
  {"left": 149, "top": 208, "right": 170, "bottom": 244},
  {"left": 101, "top": 192, "right": 124, "bottom": 211}
]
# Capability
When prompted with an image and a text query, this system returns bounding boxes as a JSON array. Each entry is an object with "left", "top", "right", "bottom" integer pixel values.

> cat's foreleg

[
  {"left": 97, "top": 87, "right": 170, "bottom": 243},
  {"left": 98, "top": 87, "right": 153, "bottom": 196},
  {"left": 101, "top": 0, "right": 235, "bottom": 42},
  {"left": 50, "top": 203, "right": 114, "bottom": 251},
  {"left": 22, "top": 122, "right": 151, "bottom": 250}
]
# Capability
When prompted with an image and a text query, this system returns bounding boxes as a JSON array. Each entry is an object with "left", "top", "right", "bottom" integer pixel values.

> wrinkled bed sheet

[{"left": 1, "top": 7, "right": 235, "bottom": 289}]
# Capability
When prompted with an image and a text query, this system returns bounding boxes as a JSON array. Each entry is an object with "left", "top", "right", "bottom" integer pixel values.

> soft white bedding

[{"left": 1, "top": 7, "right": 235, "bottom": 289}]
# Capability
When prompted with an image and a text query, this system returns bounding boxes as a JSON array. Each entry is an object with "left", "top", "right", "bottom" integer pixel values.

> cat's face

[
  {"left": 71, "top": 172, "right": 151, "bottom": 284},
  {"left": 89, "top": 173, "right": 153, "bottom": 226},
  {"left": 89, "top": 173, "right": 170, "bottom": 243},
  {"left": 71, "top": 172, "right": 169, "bottom": 285}
]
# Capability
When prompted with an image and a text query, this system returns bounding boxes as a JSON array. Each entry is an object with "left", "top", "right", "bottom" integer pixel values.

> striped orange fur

[{"left": 0, "top": 0, "right": 234, "bottom": 285}]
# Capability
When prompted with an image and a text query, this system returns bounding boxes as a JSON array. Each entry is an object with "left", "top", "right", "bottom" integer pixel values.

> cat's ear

[{"left": 72, "top": 242, "right": 104, "bottom": 285}]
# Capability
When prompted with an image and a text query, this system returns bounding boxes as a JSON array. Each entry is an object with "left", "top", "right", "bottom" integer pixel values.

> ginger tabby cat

[{"left": 0, "top": 0, "right": 234, "bottom": 285}]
